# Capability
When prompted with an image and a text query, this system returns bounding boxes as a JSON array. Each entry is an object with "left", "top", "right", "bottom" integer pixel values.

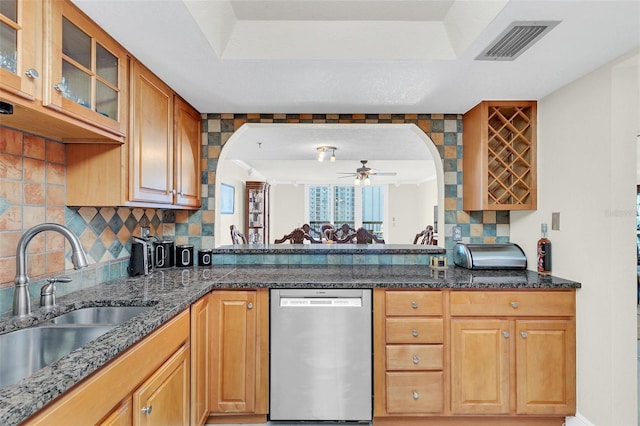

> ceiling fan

[{"left": 338, "top": 160, "right": 397, "bottom": 186}]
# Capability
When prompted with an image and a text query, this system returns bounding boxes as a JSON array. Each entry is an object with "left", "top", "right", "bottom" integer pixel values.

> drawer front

[
  {"left": 386, "top": 318, "right": 443, "bottom": 344},
  {"left": 386, "top": 371, "right": 443, "bottom": 414},
  {"left": 386, "top": 345, "right": 443, "bottom": 371},
  {"left": 450, "top": 290, "right": 575, "bottom": 317},
  {"left": 386, "top": 291, "right": 443, "bottom": 316}
]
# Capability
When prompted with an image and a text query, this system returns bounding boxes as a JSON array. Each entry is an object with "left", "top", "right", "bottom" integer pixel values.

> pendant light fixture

[{"left": 317, "top": 146, "right": 337, "bottom": 162}]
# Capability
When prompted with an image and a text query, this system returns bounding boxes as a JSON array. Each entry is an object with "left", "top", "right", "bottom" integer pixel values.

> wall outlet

[
  {"left": 453, "top": 226, "right": 462, "bottom": 241},
  {"left": 551, "top": 212, "right": 560, "bottom": 231},
  {"left": 140, "top": 227, "right": 150, "bottom": 238}
]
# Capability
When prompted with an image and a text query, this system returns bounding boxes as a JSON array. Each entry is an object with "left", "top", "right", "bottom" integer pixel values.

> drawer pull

[
  {"left": 502, "top": 331, "right": 510, "bottom": 338},
  {"left": 520, "top": 331, "right": 528, "bottom": 339},
  {"left": 141, "top": 406, "right": 152, "bottom": 415},
  {"left": 510, "top": 301, "right": 518, "bottom": 309},
  {"left": 411, "top": 301, "right": 418, "bottom": 309},
  {"left": 412, "top": 329, "right": 419, "bottom": 337},
  {"left": 412, "top": 391, "right": 419, "bottom": 400},
  {"left": 413, "top": 356, "right": 420, "bottom": 364}
]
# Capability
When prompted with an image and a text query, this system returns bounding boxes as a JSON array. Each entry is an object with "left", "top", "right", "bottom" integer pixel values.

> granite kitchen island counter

[{"left": 0, "top": 264, "right": 580, "bottom": 426}]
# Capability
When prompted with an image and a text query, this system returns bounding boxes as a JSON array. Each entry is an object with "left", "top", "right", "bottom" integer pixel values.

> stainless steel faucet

[{"left": 13, "top": 223, "right": 89, "bottom": 316}]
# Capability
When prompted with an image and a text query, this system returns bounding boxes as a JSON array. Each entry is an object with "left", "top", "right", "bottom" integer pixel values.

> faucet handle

[
  {"left": 46, "top": 276, "right": 72, "bottom": 285},
  {"left": 40, "top": 276, "right": 71, "bottom": 309}
]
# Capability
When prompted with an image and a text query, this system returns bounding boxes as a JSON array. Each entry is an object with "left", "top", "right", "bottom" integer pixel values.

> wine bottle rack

[{"left": 463, "top": 101, "right": 537, "bottom": 211}]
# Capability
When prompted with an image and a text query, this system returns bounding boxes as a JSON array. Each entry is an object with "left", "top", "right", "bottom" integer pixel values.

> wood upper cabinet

[
  {"left": 463, "top": 101, "right": 537, "bottom": 211},
  {"left": 209, "top": 289, "right": 269, "bottom": 421},
  {"left": 174, "top": 95, "right": 202, "bottom": 208},
  {"left": 133, "top": 343, "right": 190, "bottom": 426},
  {"left": 0, "top": 0, "right": 40, "bottom": 99},
  {"left": 450, "top": 290, "right": 576, "bottom": 417},
  {"left": 130, "top": 58, "right": 174, "bottom": 205},
  {"left": 0, "top": 0, "right": 126, "bottom": 142},
  {"left": 45, "top": 0, "right": 128, "bottom": 138},
  {"left": 66, "top": 59, "right": 201, "bottom": 209},
  {"left": 191, "top": 296, "right": 210, "bottom": 426},
  {"left": 129, "top": 59, "right": 201, "bottom": 208}
]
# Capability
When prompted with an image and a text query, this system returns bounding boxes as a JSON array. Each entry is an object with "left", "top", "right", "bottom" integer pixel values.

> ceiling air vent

[{"left": 477, "top": 21, "right": 560, "bottom": 61}]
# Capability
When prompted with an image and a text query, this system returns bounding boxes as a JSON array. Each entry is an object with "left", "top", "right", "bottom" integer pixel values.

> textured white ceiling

[{"left": 71, "top": 0, "right": 640, "bottom": 184}]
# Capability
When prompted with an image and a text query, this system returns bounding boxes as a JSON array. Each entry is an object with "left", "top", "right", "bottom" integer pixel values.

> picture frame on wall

[{"left": 220, "top": 183, "right": 235, "bottom": 214}]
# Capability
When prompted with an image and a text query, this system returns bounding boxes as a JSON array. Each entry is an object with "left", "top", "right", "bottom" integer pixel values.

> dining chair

[
  {"left": 413, "top": 225, "right": 435, "bottom": 245},
  {"left": 230, "top": 225, "right": 247, "bottom": 244}
]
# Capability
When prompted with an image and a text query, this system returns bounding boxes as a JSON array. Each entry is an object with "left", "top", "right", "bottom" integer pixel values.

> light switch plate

[
  {"left": 453, "top": 226, "right": 462, "bottom": 241},
  {"left": 551, "top": 212, "right": 560, "bottom": 231}
]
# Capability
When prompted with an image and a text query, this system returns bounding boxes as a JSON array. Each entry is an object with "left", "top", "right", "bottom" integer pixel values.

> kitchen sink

[
  {"left": 49, "top": 306, "right": 151, "bottom": 325},
  {"left": 0, "top": 325, "right": 114, "bottom": 389}
]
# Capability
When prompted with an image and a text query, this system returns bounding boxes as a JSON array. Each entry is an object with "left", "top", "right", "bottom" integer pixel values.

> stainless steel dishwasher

[{"left": 270, "top": 288, "right": 372, "bottom": 422}]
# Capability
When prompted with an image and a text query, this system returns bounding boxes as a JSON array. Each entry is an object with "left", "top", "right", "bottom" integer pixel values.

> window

[{"left": 307, "top": 185, "right": 385, "bottom": 239}]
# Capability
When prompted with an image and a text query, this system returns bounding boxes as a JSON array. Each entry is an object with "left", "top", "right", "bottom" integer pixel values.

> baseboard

[{"left": 564, "top": 413, "right": 594, "bottom": 426}]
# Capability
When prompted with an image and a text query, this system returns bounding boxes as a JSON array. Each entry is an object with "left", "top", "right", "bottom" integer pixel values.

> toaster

[{"left": 128, "top": 237, "right": 153, "bottom": 276}]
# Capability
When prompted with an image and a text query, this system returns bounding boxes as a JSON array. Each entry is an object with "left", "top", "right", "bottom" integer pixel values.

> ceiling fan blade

[
  {"left": 336, "top": 172, "right": 357, "bottom": 176},
  {"left": 370, "top": 172, "right": 397, "bottom": 176}
]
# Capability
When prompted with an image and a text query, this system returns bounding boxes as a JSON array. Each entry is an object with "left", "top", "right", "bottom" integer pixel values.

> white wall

[
  {"left": 387, "top": 181, "right": 438, "bottom": 243},
  {"left": 215, "top": 161, "right": 247, "bottom": 247},
  {"left": 270, "top": 184, "right": 306, "bottom": 242},
  {"left": 510, "top": 49, "right": 639, "bottom": 426}
]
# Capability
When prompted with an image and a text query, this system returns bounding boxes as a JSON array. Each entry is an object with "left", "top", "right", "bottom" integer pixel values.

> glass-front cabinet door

[
  {"left": 0, "top": 0, "right": 39, "bottom": 98},
  {"left": 45, "top": 0, "right": 128, "bottom": 137}
]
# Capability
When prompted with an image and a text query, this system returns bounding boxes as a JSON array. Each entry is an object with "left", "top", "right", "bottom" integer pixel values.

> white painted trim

[{"left": 565, "top": 413, "right": 594, "bottom": 426}]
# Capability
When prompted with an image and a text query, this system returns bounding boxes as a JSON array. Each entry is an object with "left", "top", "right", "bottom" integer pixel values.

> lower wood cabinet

[
  {"left": 450, "top": 291, "right": 576, "bottom": 417},
  {"left": 190, "top": 295, "right": 211, "bottom": 426},
  {"left": 207, "top": 289, "right": 269, "bottom": 424},
  {"left": 374, "top": 288, "right": 576, "bottom": 426},
  {"left": 133, "top": 344, "right": 190, "bottom": 425},
  {"left": 24, "top": 310, "right": 191, "bottom": 426}
]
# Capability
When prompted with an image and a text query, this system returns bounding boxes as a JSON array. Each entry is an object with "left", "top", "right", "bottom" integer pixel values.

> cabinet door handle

[
  {"left": 502, "top": 331, "right": 510, "bottom": 338},
  {"left": 141, "top": 405, "right": 152, "bottom": 415},
  {"left": 412, "top": 391, "right": 419, "bottom": 400},
  {"left": 510, "top": 301, "right": 518, "bottom": 309},
  {"left": 520, "top": 331, "right": 528, "bottom": 339},
  {"left": 25, "top": 68, "right": 39, "bottom": 79},
  {"left": 247, "top": 302, "right": 253, "bottom": 309},
  {"left": 411, "top": 301, "right": 418, "bottom": 309},
  {"left": 412, "top": 356, "right": 420, "bottom": 364},
  {"left": 412, "top": 329, "right": 419, "bottom": 337}
]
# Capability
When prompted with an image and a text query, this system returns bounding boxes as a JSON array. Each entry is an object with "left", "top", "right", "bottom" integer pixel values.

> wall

[
  {"left": 216, "top": 160, "right": 247, "bottom": 246},
  {"left": 388, "top": 184, "right": 422, "bottom": 243},
  {"left": 270, "top": 184, "right": 306, "bottom": 243},
  {"left": 510, "top": 49, "right": 639, "bottom": 426}
]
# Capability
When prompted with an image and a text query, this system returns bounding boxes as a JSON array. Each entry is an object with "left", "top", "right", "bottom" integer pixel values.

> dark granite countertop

[{"left": 0, "top": 265, "right": 580, "bottom": 425}]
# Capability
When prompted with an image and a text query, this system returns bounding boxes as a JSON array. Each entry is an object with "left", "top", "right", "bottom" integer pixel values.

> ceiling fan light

[
  {"left": 317, "top": 149, "right": 325, "bottom": 162},
  {"left": 364, "top": 177, "right": 371, "bottom": 186},
  {"left": 330, "top": 150, "right": 336, "bottom": 162},
  {"left": 354, "top": 177, "right": 360, "bottom": 186}
]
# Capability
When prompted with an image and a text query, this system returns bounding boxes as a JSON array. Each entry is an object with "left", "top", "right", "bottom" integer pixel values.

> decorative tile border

[{"left": 199, "top": 113, "right": 510, "bottom": 256}]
